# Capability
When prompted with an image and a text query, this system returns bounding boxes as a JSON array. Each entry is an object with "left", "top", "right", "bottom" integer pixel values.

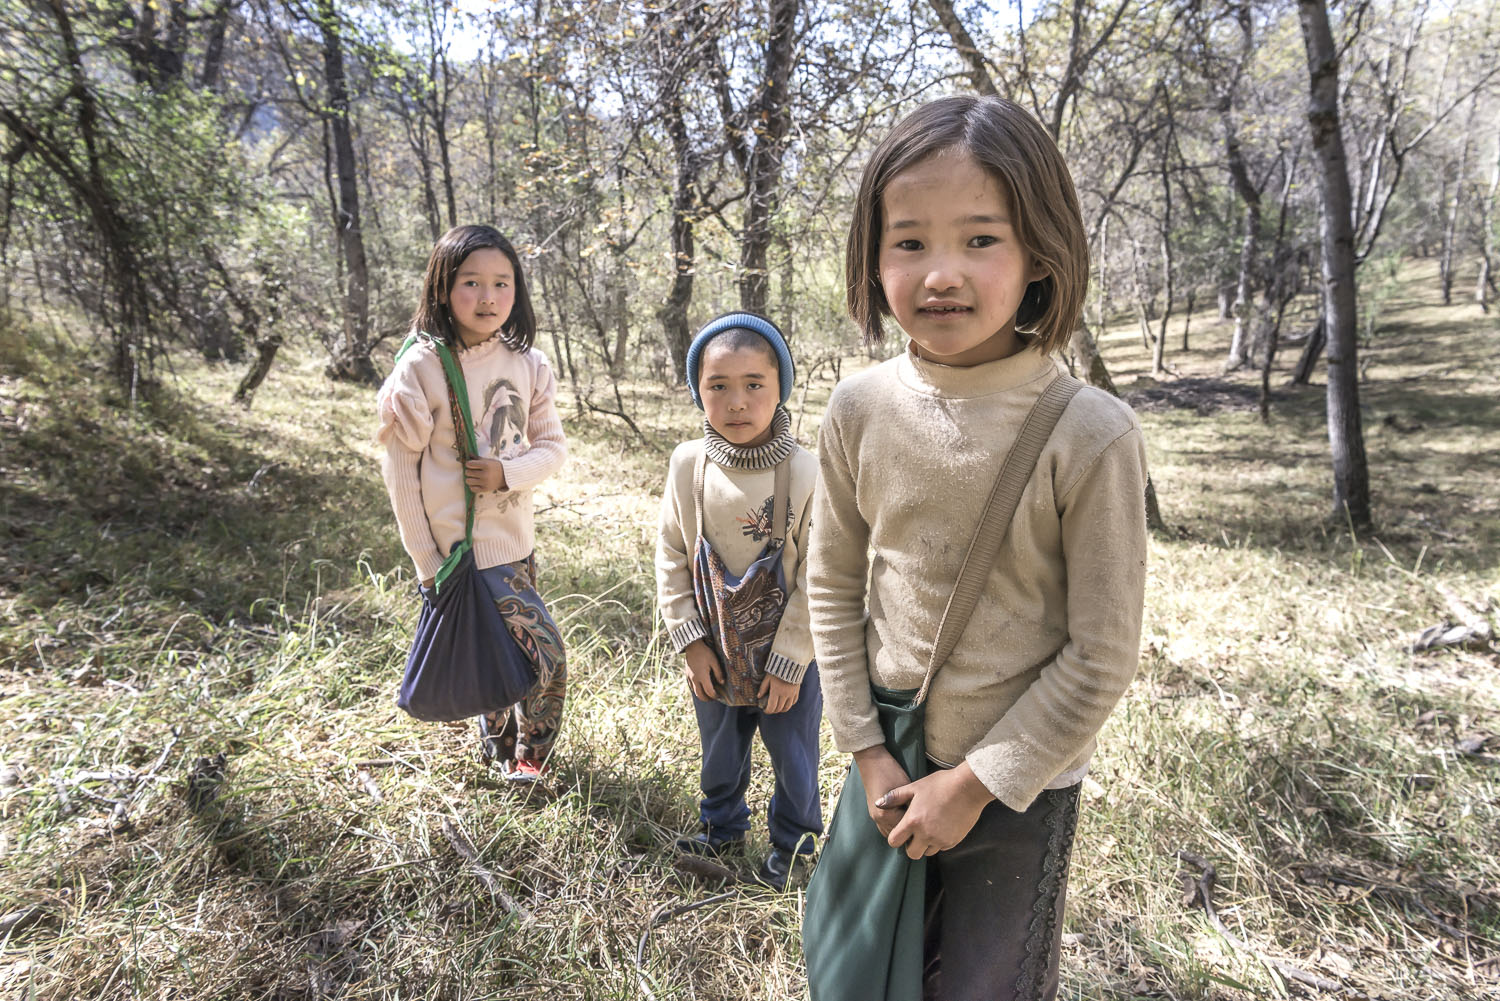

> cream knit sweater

[
  {"left": 376, "top": 333, "right": 566, "bottom": 581},
  {"left": 808, "top": 345, "right": 1147, "bottom": 812},
  {"left": 656, "top": 439, "right": 819, "bottom": 684}
]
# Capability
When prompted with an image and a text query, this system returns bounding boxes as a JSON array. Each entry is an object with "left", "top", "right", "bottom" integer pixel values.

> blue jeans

[{"left": 691, "top": 663, "right": 824, "bottom": 853}]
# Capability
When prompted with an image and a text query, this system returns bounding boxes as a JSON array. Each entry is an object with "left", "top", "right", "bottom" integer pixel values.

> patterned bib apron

[{"left": 690, "top": 451, "right": 791, "bottom": 707}]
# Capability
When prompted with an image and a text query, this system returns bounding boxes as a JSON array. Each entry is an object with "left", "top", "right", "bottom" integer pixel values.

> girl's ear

[{"left": 1028, "top": 258, "right": 1049, "bottom": 284}]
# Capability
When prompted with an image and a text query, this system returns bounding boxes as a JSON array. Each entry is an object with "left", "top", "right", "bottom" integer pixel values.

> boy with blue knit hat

[{"left": 655, "top": 311, "right": 823, "bottom": 889}]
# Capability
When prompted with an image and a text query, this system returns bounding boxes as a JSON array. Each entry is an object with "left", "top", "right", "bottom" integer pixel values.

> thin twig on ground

[
  {"left": 1176, "top": 850, "right": 1349, "bottom": 995},
  {"left": 439, "top": 817, "right": 532, "bottom": 923},
  {"left": 634, "top": 885, "right": 741, "bottom": 1001}
]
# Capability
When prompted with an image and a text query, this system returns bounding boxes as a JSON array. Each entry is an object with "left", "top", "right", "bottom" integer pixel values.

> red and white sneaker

[{"left": 501, "top": 758, "right": 547, "bottom": 784}]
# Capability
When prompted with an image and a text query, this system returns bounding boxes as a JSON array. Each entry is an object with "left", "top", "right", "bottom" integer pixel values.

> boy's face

[{"left": 698, "top": 339, "right": 779, "bottom": 448}]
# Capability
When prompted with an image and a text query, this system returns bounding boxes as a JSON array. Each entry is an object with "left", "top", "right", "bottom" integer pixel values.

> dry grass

[{"left": 0, "top": 259, "right": 1496, "bottom": 1000}]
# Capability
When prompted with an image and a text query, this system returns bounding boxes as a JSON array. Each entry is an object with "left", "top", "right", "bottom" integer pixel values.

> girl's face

[
  {"left": 878, "top": 149, "right": 1047, "bottom": 367},
  {"left": 444, "top": 247, "right": 515, "bottom": 348},
  {"left": 698, "top": 340, "right": 780, "bottom": 448}
]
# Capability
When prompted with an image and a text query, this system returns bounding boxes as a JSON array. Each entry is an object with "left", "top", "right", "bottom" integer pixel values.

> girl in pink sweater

[{"left": 377, "top": 225, "right": 568, "bottom": 782}]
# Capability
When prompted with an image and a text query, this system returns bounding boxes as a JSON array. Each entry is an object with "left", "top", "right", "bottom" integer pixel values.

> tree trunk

[
  {"left": 1153, "top": 146, "right": 1173, "bottom": 376},
  {"left": 316, "top": 0, "right": 375, "bottom": 384},
  {"left": 1258, "top": 318, "right": 1278, "bottom": 425},
  {"left": 1221, "top": 112, "right": 1261, "bottom": 372},
  {"left": 1291, "top": 317, "right": 1325, "bottom": 385},
  {"left": 234, "top": 332, "right": 284, "bottom": 407},
  {"left": 1476, "top": 130, "right": 1499, "bottom": 312},
  {"left": 1440, "top": 94, "right": 1477, "bottom": 305},
  {"left": 1299, "top": 0, "right": 1371, "bottom": 529},
  {"left": 737, "top": 0, "right": 798, "bottom": 313},
  {"left": 1181, "top": 289, "right": 1194, "bottom": 351},
  {"left": 199, "top": 0, "right": 235, "bottom": 90},
  {"left": 657, "top": 74, "right": 697, "bottom": 383},
  {"left": 925, "top": 0, "right": 999, "bottom": 97},
  {"left": 1071, "top": 322, "right": 1119, "bottom": 397},
  {"left": 436, "top": 90, "right": 456, "bottom": 227}
]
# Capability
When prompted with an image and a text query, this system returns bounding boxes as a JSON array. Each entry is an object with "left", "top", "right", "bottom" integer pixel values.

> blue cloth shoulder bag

[{"left": 392, "top": 332, "right": 539, "bottom": 722}]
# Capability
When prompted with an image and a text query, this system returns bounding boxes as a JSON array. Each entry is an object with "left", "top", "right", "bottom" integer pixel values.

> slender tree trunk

[
  {"left": 408, "top": 110, "right": 441, "bottom": 242},
  {"left": 38, "top": 0, "right": 148, "bottom": 382},
  {"left": 1440, "top": 94, "right": 1477, "bottom": 305},
  {"left": 658, "top": 80, "right": 697, "bottom": 382},
  {"left": 925, "top": 0, "right": 998, "bottom": 97},
  {"left": 1127, "top": 233, "right": 1152, "bottom": 350},
  {"left": 1291, "top": 316, "right": 1325, "bottom": 384},
  {"left": 1299, "top": 0, "right": 1371, "bottom": 529},
  {"left": 1181, "top": 289, "right": 1194, "bottom": 350},
  {"left": 481, "top": 43, "right": 499, "bottom": 221},
  {"left": 315, "top": 0, "right": 375, "bottom": 384},
  {"left": 738, "top": 0, "right": 798, "bottom": 313},
  {"left": 1258, "top": 320, "right": 1278, "bottom": 424},
  {"left": 199, "top": 0, "right": 235, "bottom": 90},
  {"left": 1153, "top": 149, "right": 1173, "bottom": 376},
  {"left": 235, "top": 332, "right": 284, "bottom": 406},
  {"left": 434, "top": 49, "right": 456, "bottom": 227},
  {"left": 1479, "top": 130, "right": 1500, "bottom": 312},
  {"left": 1071, "top": 322, "right": 1119, "bottom": 396},
  {"left": 1223, "top": 128, "right": 1261, "bottom": 371}
]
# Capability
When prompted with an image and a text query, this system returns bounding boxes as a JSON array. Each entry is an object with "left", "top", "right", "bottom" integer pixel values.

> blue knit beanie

[{"left": 685, "top": 312, "right": 795, "bottom": 410}]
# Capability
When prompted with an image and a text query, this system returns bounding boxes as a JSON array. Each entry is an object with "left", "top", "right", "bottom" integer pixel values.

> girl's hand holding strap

[
  {"left": 852, "top": 745, "right": 913, "bottom": 839},
  {"left": 464, "top": 458, "right": 508, "bottom": 493},
  {"left": 878, "top": 760, "right": 994, "bottom": 859}
]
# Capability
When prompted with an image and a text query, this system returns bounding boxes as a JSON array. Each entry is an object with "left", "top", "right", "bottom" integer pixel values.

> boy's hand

[
  {"left": 880, "top": 761, "right": 995, "bottom": 859},
  {"left": 464, "top": 458, "right": 507, "bottom": 493},
  {"left": 682, "top": 640, "right": 724, "bottom": 702},
  {"left": 759, "top": 674, "right": 800, "bottom": 714},
  {"left": 852, "top": 745, "right": 912, "bottom": 839}
]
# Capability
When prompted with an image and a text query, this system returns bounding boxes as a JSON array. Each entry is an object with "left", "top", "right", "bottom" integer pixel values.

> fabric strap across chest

[{"left": 693, "top": 450, "right": 790, "bottom": 552}]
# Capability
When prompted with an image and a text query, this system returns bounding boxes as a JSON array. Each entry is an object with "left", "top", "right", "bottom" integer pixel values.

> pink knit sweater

[{"left": 376, "top": 333, "right": 567, "bottom": 581}]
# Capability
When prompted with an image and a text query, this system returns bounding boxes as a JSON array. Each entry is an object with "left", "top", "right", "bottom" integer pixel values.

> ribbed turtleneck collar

[
  {"left": 897, "top": 341, "right": 1057, "bottom": 399},
  {"left": 704, "top": 406, "right": 795, "bottom": 470},
  {"left": 455, "top": 330, "right": 517, "bottom": 360}
]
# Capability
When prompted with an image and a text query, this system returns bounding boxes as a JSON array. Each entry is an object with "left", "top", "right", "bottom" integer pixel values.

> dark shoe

[
  {"left": 476, "top": 713, "right": 516, "bottom": 765},
  {"left": 753, "top": 847, "right": 808, "bottom": 891},
  {"left": 674, "top": 830, "right": 745, "bottom": 859}
]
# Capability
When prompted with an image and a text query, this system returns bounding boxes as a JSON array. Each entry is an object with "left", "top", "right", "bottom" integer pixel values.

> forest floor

[{"left": 1, "top": 260, "right": 1498, "bottom": 1000}]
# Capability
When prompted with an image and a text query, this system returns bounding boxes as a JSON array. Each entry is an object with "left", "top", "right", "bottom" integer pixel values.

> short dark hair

[
  {"left": 846, "top": 96, "right": 1089, "bottom": 355},
  {"left": 411, "top": 225, "right": 537, "bottom": 352},
  {"left": 702, "top": 326, "right": 779, "bottom": 370}
]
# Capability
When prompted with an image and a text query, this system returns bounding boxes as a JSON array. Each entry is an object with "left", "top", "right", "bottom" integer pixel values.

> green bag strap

[
  {"left": 914, "top": 372, "right": 1083, "bottom": 706},
  {"left": 396, "top": 331, "right": 480, "bottom": 593}
]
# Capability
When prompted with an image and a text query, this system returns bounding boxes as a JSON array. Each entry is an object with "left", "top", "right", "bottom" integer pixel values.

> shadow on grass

[
  {"left": 1137, "top": 308, "right": 1500, "bottom": 569},
  {"left": 0, "top": 353, "right": 403, "bottom": 672}
]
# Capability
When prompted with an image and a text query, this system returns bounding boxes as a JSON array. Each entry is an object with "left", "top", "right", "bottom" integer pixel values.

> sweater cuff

[
  {"left": 764, "top": 652, "right": 808, "bottom": 685},
  {"left": 413, "top": 551, "right": 445, "bottom": 584},
  {"left": 669, "top": 619, "right": 708, "bottom": 652}
]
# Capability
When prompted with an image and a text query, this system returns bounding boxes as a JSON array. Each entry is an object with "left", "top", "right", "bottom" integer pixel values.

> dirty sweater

[
  {"left": 808, "top": 344, "right": 1148, "bottom": 812},
  {"left": 657, "top": 412, "right": 818, "bottom": 684}
]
